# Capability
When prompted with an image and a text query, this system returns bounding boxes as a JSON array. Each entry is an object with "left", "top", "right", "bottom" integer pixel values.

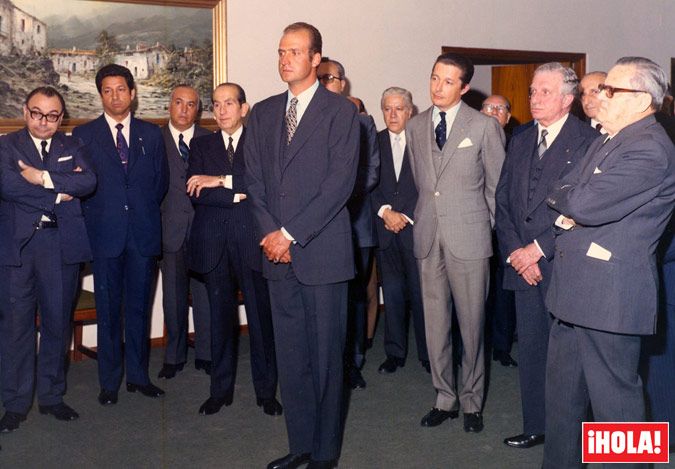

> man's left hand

[
  {"left": 18, "top": 160, "right": 44, "bottom": 186},
  {"left": 510, "top": 242, "right": 543, "bottom": 274}
]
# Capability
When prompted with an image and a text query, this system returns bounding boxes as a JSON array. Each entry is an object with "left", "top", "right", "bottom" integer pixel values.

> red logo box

[{"left": 582, "top": 422, "right": 669, "bottom": 464}]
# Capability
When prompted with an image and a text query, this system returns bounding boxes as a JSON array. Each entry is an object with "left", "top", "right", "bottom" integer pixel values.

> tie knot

[
  {"left": 179, "top": 133, "right": 184, "bottom": 141},
  {"left": 229, "top": 136, "right": 233, "bottom": 145},
  {"left": 394, "top": 134, "right": 401, "bottom": 142},
  {"left": 41, "top": 140, "right": 48, "bottom": 150},
  {"left": 290, "top": 97, "right": 298, "bottom": 107},
  {"left": 439, "top": 111, "right": 446, "bottom": 120},
  {"left": 541, "top": 129, "right": 548, "bottom": 138},
  {"left": 116, "top": 123, "right": 124, "bottom": 131}
]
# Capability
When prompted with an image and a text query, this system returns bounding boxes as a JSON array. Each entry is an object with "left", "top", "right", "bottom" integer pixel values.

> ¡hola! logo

[{"left": 582, "top": 422, "right": 669, "bottom": 464}]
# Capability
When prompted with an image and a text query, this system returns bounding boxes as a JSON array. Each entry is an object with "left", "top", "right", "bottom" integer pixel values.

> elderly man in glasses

[
  {"left": 578, "top": 71, "right": 607, "bottom": 133},
  {"left": 0, "top": 86, "right": 96, "bottom": 432},
  {"left": 543, "top": 57, "right": 675, "bottom": 468},
  {"left": 482, "top": 95, "right": 512, "bottom": 130}
]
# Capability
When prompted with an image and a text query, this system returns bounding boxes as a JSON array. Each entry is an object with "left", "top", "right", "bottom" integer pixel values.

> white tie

[{"left": 393, "top": 134, "right": 404, "bottom": 181}]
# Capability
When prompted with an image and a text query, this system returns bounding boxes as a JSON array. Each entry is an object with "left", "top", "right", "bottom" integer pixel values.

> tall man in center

[
  {"left": 245, "top": 22, "right": 360, "bottom": 469},
  {"left": 407, "top": 53, "right": 505, "bottom": 433}
]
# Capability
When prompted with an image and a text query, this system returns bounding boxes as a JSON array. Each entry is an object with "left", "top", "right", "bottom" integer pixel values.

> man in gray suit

[
  {"left": 407, "top": 52, "right": 505, "bottom": 433},
  {"left": 158, "top": 85, "right": 211, "bottom": 379},
  {"left": 544, "top": 57, "right": 675, "bottom": 468}
]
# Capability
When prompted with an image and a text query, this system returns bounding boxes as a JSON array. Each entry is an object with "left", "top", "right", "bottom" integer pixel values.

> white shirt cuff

[
  {"left": 377, "top": 204, "right": 392, "bottom": 218},
  {"left": 554, "top": 214, "right": 574, "bottom": 230},
  {"left": 533, "top": 239, "right": 546, "bottom": 258},
  {"left": 280, "top": 227, "right": 295, "bottom": 242},
  {"left": 42, "top": 171, "right": 54, "bottom": 189},
  {"left": 403, "top": 214, "right": 414, "bottom": 225}
]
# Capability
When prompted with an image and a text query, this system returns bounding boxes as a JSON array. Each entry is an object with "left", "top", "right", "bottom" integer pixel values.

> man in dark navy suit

[
  {"left": 0, "top": 86, "right": 96, "bottom": 432},
  {"left": 245, "top": 22, "right": 360, "bottom": 469},
  {"left": 158, "top": 85, "right": 211, "bottom": 379},
  {"left": 371, "top": 87, "right": 429, "bottom": 375},
  {"left": 496, "top": 63, "right": 597, "bottom": 450},
  {"left": 316, "top": 57, "right": 380, "bottom": 389},
  {"left": 186, "top": 83, "right": 281, "bottom": 417},
  {"left": 73, "top": 64, "right": 169, "bottom": 406}
]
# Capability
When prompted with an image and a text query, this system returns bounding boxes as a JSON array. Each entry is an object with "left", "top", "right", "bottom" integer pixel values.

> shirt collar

[
  {"left": 433, "top": 101, "right": 462, "bottom": 132},
  {"left": 221, "top": 124, "right": 243, "bottom": 151},
  {"left": 104, "top": 112, "right": 131, "bottom": 141},
  {"left": 168, "top": 122, "right": 195, "bottom": 148},
  {"left": 286, "top": 79, "right": 320, "bottom": 124},
  {"left": 388, "top": 129, "right": 406, "bottom": 147},
  {"left": 538, "top": 113, "right": 569, "bottom": 146},
  {"left": 29, "top": 132, "right": 52, "bottom": 157}
]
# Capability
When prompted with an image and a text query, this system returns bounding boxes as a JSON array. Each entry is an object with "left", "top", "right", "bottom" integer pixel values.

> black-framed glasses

[
  {"left": 28, "top": 109, "right": 63, "bottom": 123},
  {"left": 597, "top": 83, "right": 648, "bottom": 99},
  {"left": 481, "top": 103, "right": 509, "bottom": 114},
  {"left": 318, "top": 74, "right": 342, "bottom": 84}
]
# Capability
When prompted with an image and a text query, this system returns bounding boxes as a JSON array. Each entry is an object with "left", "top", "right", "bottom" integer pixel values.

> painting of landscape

[{"left": 0, "top": 0, "right": 213, "bottom": 118}]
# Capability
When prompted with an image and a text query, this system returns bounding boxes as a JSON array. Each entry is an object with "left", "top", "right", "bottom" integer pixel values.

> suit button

[
  {"left": 434, "top": 191, "right": 440, "bottom": 196},
  {"left": 280, "top": 192, "right": 286, "bottom": 197},
  {"left": 525, "top": 216, "right": 532, "bottom": 223},
  {"left": 393, "top": 191, "right": 398, "bottom": 195},
  {"left": 124, "top": 205, "right": 129, "bottom": 211}
]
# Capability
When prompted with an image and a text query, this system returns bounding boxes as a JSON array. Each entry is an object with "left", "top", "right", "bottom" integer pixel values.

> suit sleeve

[
  {"left": 284, "top": 103, "right": 360, "bottom": 247},
  {"left": 188, "top": 137, "right": 235, "bottom": 208},
  {"left": 494, "top": 150, "right": 523, "bottom": 261},
  {"left": 547, "top": 137, "right": 669, "bottom": 226},
  {"left": 48, "top": 139, "right": 97, "bottom": 198},
  {"left": 154, "top": 130, "right": 169, "bottom": 204},
  {"left": 352, "top": 115, "right": 380, "bottom": 198},
  {"left": 482, "top": 117, "right": 506, "bottom": 227}
]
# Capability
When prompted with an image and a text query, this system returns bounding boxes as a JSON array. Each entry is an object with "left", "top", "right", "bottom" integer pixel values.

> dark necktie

[
  {"left": 40, "top": 140, "right": 49, "bottom": 166},
  {"left": 286, "top": 97, "right": 298, "bottom": 145},
  {"left": 435, "top": 111, "right": 447, "bottom": 150},
  {"left": 537, "top": 129, "right": 548, "bottom": 159},
  {"left": 227, "top": 136, "right": 234, "bottom": 166},
  {"left": 595, "top": 122, "right": 603, "bottom": 131},
  {"left": 115, "top": 123, "right": 129, "bottom": 172},
  {"left": 178, "top": 133, "right": 190, "bottom": 162}
]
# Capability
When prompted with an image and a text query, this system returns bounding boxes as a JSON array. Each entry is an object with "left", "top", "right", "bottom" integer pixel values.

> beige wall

[{"left": 227, "top": 0, "right": 674, "bottom": 129}]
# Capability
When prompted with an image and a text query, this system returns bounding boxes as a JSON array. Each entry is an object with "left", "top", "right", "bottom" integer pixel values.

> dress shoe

[
  {"left": 0, "top": 411, "right": 26, "bottom": 433},
  {"left": 420, "top": 407, "right": 459, "bottom": 427},
  {"left": 199, "top": 395, "right": 232, "bottom": 415},
  {"left": 307, "top": 459, "right": 335, "bottom": 469},
  {"left": 421, "top": 360, "right": 431, "bottom": 373},
  {"left": 157, "top": 362, "right": 184, "bottom": 379},
  {"left": 38, "top": 402, "right": 79, "bottom": 421},
  {"left": 463, "top": 412, "right": 484, "bottom": 433},
  {"left": 126, "top": 382, "right": 165, "bottom": 398},
  {"left": 347, "top": 366, "right": 367, "bottom": 389},
  {"left": 195, "top": 359, "right": 212, "bottom": 375},
  {"left": 98, "top": 389, "right": 118, "bottom": 406},
  {"left": 257, "top": 397, "right": 283, "bottom": 416},
  {"left": 378, "top": 356, "right": 404, "bottom": 374},
  {"left": 493, "top": 351, "right": 518, "bottom": 367},
  {"left": 266, "top": 452, "right": 311, "bottom": 469},
  {"left": 504, "top": 433, "right": 545, "bottom": 448}
]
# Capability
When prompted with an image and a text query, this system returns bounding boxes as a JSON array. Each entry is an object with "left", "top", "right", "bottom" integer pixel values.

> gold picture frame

[{"left": 0, "top": 0, "right": 226, "bottom": 133}]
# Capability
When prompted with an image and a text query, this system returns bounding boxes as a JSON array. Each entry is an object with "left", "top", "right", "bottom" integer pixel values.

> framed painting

[{"left": 0, "top": 0, "right": 225, "bottom": 133}]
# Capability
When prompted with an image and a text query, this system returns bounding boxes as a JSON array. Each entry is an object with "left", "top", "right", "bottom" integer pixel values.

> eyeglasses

[
  {"left": 28, "top": 109, "right": 62, "bottom": 123},
  {"left": 597, "top": 83, "right": 648, "bottom": 99},
  {"left": 481, "top": 103, "right": 509, "bottom": 114},
  {"left": 318, "top": 74, "right": 342, "bottom": 84}
]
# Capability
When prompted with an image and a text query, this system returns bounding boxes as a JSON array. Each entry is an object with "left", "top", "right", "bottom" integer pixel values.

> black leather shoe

[
  {"left": 347, "top": 366, "right": 367, "bottom": 389},
  {"left": 157, "top": 362, "right": 184, "bottom": 379},
  {"left": 420, "top": 407, "right": 459, "bottom": 427},
  {"left": 126, "top": 382, "right": 165, "bottom": 398},
  {"left": 307, "top": 459, "right": 335, "bottom": 469},
  {"left": 421, "top": 360, "right": 431, "bottom": 373},
  {"left": 266, "top": 452, "right": 311, "bottom": 469},
  {"left": 378, "top": 356, "right": 404, "bottom": 374},
  {"left": 257, "top": 397, "right": 283, "bottom": 416},
  {"left": 463, "top": 412, "right": 484, "bottom": 433},
  {"left": 504, "top": 433, "right": 545, "bottom": 448},
  {"left": 493, "top": 351, "right": 518, "bottom": 368},
  {"left": 195, "top": 359, "right": 212, "bottom": 375},
  {"left": 199, "top": 396, "right": 233, "bottom": 415},
  {"left": 0, "top": 412, "right": 26, "bottom": 432},
  {"left": 98, "top": 389, "right": 118, "bottom": 406},
  {"left": 38, "top": 403, "right": 79, "bottom": 421}
]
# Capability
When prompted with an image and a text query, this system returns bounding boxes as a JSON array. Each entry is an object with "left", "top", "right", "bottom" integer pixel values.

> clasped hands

[
  {"left": 18, "top": 160, "right": 80, "bottom": 202},
  {"left": 509, "top": 242, "right": 543, "bottom": 286},
  {"left": 382, "top": 208, "right": 409, "bottom": 233},
  {"left": 260, "top": 230, "right": 292, "bottom": 264}
]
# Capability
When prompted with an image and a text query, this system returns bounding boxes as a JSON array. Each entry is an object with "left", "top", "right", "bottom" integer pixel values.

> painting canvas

[{"left": 0, "top": 0, "right": 213, "bottom": 119}]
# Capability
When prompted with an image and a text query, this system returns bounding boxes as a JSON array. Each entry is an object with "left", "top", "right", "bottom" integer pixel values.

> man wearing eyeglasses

[
  {"left": 481, "top": 95, "right": 512, "bottom": 130},
  {"left": 578, "top": 71, "right": 607, "bottom": 133},
  {"left": 317, "top": 57, "right": 380, "bottom": 389},
  {"left": 495, "top": 63, "right": 597, "bottom": 451},
  {"left": 0, "top": 86, "right": 96, "bottom": 432},
  {"left": 543, "top": 57, "right": 675, "bottom": 468}
]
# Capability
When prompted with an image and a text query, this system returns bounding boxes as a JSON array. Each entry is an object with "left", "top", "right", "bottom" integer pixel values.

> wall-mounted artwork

[{"left": 0, "top": 0, "right": 225, "bottom": 131}]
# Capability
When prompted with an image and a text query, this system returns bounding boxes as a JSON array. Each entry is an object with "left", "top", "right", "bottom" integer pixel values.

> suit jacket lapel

[
  {"left": 18, "top": 128, "right": 44, "bottom": 169},
  {"left": 515, "top": 127, "right": 538, "bottom": 211},
  {"left": 47, "top": 132, "right": 68, "bottom": 171},
  {"left": 127, "top": 117, "right": 142, "bottom": 175},
  {"left": 437, "top": 103, "right": 471, "bottom": 179},
  {"left": 95, "top": 114, "right": 126, "bottom": 173},
  {"left": 282, "top": 87, "right": 328, "bottom": 172},
  {"left": 416, "top": 107, "right": 435, "bottom": 183}
]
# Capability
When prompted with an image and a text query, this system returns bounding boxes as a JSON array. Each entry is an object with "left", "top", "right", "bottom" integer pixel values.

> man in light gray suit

[
  {"left": 407, "top": 52, "right": 505, "bottom": 433},
  {"left": 158, "top": 85, "right": 211, "bottom": 379}
]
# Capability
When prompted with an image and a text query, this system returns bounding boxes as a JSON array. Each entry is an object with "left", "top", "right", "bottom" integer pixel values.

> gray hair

[
  {"left": 381, "top": 86, "right": 413, "bottom": 110},
  {"left": 534, "top": 62, "right": 579, "bottom": 98},
  {"left": 615, "top": 56, "right": 668, "bottom": 110}
]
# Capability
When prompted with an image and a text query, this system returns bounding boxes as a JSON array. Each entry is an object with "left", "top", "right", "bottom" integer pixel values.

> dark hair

[
  {"left": 212, "top": 82, "right": 247, "bottom": 106},
  {"left": 320, "top": 57, "right": 345, "bottom": 79},
  {"left": 283, "top": 22, "right": 322, "bottom": 55},
  {"left": 25, "top": 86, "right": 66, "bottom": 116},
  {"left": 95, "top": 64, "right": 135, "bottom": 94},
  {"left": 433, "top": 53, "right": 474, "bottom": 85}
]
